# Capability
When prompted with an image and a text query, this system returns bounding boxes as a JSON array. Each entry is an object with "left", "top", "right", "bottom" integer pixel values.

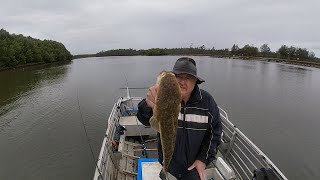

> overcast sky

[{"left": 1, "top": 0, "right": 320, "bottom": 56}]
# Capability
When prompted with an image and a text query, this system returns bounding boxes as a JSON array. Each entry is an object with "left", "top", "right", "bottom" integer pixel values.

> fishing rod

[
  {"left": 76, "top": 89, "right": 104, "bottom": 180},
  {"left": 123, "top": 75, "right": 149, "bottom": 158}
]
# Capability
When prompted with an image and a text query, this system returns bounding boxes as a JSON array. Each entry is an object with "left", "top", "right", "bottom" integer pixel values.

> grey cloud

[{"left": 1, "top": 0, "right": 319, "bottom": 56}]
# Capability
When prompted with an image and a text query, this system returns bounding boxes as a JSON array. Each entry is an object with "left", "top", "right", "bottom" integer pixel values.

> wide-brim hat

[{"left": 172, "top": 57, "right": 205, "bottom": 84}]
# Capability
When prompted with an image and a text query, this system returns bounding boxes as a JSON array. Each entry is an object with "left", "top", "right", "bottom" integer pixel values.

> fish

[{"left": 149, "top": 71, "right": 182, "bottom": 177}]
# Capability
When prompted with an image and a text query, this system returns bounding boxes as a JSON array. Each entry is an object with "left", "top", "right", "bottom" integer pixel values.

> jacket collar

[{"left": 186, "top": 85, "right": 202, "bottom": 105}]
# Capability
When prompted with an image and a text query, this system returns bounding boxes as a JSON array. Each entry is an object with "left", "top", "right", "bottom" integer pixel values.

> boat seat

[
  {"left": 122, "top": 109, "right": 139, "bottom": 116},
  {"left": 119, "top": 116, "right": 156, "bottom": 136},
  {"left": 205, "top": 167, "right": 224, "bottom": 180},
  {"left": 205, "top": 157, "right": 236, "bottom": 180}
]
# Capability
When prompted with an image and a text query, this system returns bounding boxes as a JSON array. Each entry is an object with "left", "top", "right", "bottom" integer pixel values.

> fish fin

[{"left": 149, "top": 116, "right": 159, "bottom": 132}]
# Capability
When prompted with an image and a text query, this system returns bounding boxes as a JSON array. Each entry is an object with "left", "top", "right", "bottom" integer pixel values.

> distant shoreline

[
  {"left": 0, "top": 61, "right": 72, "bottom": 72},
  {"left": 0, "top": 62, "right": 45, "bottom": 72},
  {"left": 210, "top": 55, "right": 320, "bottom": 69},
  {"left": 2, "top": 55, "right": 319, "bottom": 72},
  {"left": 73, "top": 54, "right": 320, "bottom": 69}
]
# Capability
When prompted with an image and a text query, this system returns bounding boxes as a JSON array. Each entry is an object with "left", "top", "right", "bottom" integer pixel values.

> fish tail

[{"left": 159, "top": 168, "right": 167, "bottom": 180}]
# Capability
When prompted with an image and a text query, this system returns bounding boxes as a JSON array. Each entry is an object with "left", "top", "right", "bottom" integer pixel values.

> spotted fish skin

[{"left": 149, "top": 71, "right": 181, "bottom": 173}]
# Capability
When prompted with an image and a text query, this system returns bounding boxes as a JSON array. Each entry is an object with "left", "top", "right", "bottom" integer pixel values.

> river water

[{"left": 0, "top": 56, "right": 319, "bottom": 180}]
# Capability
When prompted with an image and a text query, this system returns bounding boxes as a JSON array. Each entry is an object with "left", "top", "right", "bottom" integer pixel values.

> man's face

[{"left": 175, "top": 73, "right": 197, "bottom": 100}]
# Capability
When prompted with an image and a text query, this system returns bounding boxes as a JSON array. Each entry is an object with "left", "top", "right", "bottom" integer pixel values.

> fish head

[{"left": 156, "top": 71, "right": 176, "bottom": 85}]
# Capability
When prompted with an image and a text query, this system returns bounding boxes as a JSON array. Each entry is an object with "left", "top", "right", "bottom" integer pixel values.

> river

[{"left": 0, "top": 56, "right": 319, "bottom": 179}]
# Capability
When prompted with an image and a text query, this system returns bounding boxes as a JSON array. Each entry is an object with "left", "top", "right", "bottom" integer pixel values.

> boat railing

[
  {"left": 93, "top": 97, "right": 142, "bottom": 180},
  {"left": 218, "top": 106, "right": 288, "bottom": 180},
  {"left": 93, "top": 98, "right": 121, "bottom": 180}
]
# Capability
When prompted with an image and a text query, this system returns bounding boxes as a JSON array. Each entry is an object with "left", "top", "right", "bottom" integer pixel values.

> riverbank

[
  {"left": 0, "top": 62, "right": 46, "bottom": 72},
  {"left": 0, "top": 60, "right": 72, "bottom": 72},
  {"left": 211, "top": 55, "right": 320, "bottom": 69}
]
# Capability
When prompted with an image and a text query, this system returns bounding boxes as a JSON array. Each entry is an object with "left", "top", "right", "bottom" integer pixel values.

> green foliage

[
  {"left": 96, "top": 48, "right": 139, "bottom": 56},
  {"left": 90, "top": 44, "right": 318, "bottom": 62},
  {"left": 277, "top": 45, "right": 289, "bottom": 58},
  {"left": 75, "top": 41, "right": 319, "bottom": 63},
  {"left": 145, "top": 48, "right": 167, "bottom": 56},
  {"left": 0, "top": 28, "right": 72, "bottom": 68},
  {"left": 309, "top": 51, "right": 315, "bottom": 59},
  {"left": 260, "top": 44, "right": 271, "bottom": 57},
  {"left": 238, "top": 44, "right": 259, "bottom": 56},
  {"left": 231, "top": 44, "right": 240, "bottom": 54},
  {"left": 96, "top": 46, "right": 213, "bottom": 57},
  {"left": 260, "top": 44, "right": 271, "bottom": 53},
  {"left": 295, "top": 48, "right": 309, "bottom": 59},
  {"left": 73, "top": 54, "right": 96, "bottom": 59},
  {"left": 276, "top": 45, "right": 315, "bottom": 60}
]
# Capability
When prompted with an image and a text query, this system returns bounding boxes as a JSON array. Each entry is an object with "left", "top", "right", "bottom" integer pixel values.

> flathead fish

[{"left": 149, "top": 71, "right": 181, "bottom": 175}]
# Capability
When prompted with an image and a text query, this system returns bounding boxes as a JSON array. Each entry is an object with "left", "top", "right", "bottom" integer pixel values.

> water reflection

[
  {"left": 231, "top": 60, "right": 257, "bottom": 70},
  {"left": 0, "top": 62, "right": 71, "bottom": 129},
  {"left": 277, "top": 64, "right": 310, "bottom": 73}
]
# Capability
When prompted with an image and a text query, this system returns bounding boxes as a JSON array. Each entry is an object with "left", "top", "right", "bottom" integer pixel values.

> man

[{"left": 137, "top": 57, "right": 222, "bottom": 180}]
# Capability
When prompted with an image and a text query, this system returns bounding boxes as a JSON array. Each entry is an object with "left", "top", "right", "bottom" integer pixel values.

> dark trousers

[{"left": 169, "top": 169, "right": 200, "bottom": 180}]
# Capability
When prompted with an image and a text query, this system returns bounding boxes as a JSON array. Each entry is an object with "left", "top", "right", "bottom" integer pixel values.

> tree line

[
  {"left": 92, "top": 44, "right": 319, "bottom": 62},
  {"left": 95, "top": 46, "right": 213, "bottom": 57},
  {"left": 96, "top": 48, "right": 167, "bottom": 56},
  {"left": 0, "top": 29, "right": 72, "bottom": 68},
  {"left": 230, "top": 44, "right": 316, "bottom": 60}
]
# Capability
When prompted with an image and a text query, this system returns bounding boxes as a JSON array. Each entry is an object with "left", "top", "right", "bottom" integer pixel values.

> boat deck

[
  {"left": 117, "top": 133, "right": 158, "bottom": 180},
  {"left": 115, "top": 132, "right": 227, "bottom": 180}
]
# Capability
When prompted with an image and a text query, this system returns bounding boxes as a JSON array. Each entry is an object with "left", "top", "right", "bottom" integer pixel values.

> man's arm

[
  {"left": 196, "top": 99, "right": 222, "bottom": 165},
  {"left": 136, "top": 99, "right": 153, "bottom": 126},
  {"left": 137, "top": 85, "right": 157, "bottom": 126}
]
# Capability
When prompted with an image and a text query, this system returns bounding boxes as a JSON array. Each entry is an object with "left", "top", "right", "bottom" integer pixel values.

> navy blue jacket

[{"left": 137, "top": 85, "right": 222, "bottom": 176}]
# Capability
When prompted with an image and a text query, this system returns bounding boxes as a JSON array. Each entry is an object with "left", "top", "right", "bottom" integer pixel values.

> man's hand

[
  {"left": 187, "top": 160, "right": 206, "bottom": 180},
  {"left": 146, "top": 85, "right": 157, "bottom": 109}
]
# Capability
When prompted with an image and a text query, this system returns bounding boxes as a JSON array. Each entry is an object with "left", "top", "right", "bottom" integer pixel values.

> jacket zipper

[
  {"left": 182, "top": 104, "right": 190, "bottom": 165},
  {"left": 182, "top": 103, "right": 186, "bottom": 130}
]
